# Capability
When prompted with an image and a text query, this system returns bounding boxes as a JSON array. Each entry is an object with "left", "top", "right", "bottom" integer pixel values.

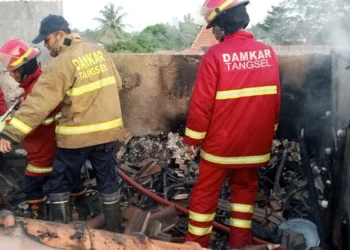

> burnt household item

[
  {"left": 278, "top": 219, "right": 320, "bottom": 249},
  {"left": 118, "top": 169, "right": 275, "bottom": 246}
]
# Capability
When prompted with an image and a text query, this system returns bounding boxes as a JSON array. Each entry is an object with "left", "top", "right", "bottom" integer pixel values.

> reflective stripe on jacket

[
  {"left": 0, "top": 34, "right": 124, "bottom": 149},
  {"left": 184, "top": 31, "right": 281, "bottom": 169}
]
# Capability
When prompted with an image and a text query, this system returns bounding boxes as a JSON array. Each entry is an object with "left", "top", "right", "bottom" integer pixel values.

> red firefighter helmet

[
  {"left": 0, "top": 39, "right": 41, "bottom": 72},
  {"left": 201, "top": 0, "right": 250, "bottom": 28}
]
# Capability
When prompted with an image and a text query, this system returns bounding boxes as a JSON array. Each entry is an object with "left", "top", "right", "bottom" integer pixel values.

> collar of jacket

[
  {"left": 224, "top": 30, "right": 254, "bottom": 41},
  {"left": 19, "top": 68, "right": 42, "bottom": 90},
  {"left": 56, "top": 33, "right": 82, "bottom": 55}
]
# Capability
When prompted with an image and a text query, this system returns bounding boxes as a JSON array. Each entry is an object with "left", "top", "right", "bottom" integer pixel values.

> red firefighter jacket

[
  {"left": 0, "top": 87, "right": 7, "bottom": 115},
  {"left": 0, "top": 87, "right": 9, "bottom": 132},
  {"left": 184, "top": 31, "right": 281, "bottom": 169},
  {"left": 19, "top": 68, "right": 61, "bottom": 176}
]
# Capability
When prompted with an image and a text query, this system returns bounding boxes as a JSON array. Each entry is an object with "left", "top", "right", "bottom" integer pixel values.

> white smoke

[{"left": 325, "top": 19, "right": 350, "bottom": 48}]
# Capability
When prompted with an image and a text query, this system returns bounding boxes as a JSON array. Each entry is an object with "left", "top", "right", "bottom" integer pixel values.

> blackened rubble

[{"left": 2, "top": 133, "right": 328, "bottom": 250}]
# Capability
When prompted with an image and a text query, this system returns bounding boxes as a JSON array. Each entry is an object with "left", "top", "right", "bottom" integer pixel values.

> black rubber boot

[
  {"left": 101, "top": 192, "right": 122, "bottom": 232},
  {"left": 49, "top": 192, "right": 71, "bottom": 223},
  {"left": 37, "top": 201, "right": 48, "bottom": 219},
  {"left": 73, "top": 194, "right": 91, "bottom": 221}
]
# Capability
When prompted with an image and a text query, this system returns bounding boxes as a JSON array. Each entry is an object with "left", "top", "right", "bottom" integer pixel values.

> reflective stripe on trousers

[
  {"left": 230, "top": 203, "right": 254, "bottom": 229},
  {"left": 26, "top": 164, "right": 53, "bottom": 174},
  {"left": 187, "top": 210, "right": 215, "bottom": 236},
  {"left": 185, "top": 161, "right": 258, "bottom": 249}
]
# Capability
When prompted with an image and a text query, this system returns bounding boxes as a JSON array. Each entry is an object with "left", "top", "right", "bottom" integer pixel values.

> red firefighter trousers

[{"left": 185, "top": 160, "right": 259, "bottom": 249}]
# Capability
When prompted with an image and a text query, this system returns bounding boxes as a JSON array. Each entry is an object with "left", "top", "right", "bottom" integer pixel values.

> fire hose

[{"left": 118, "top": 169, "right": 274, "bottom": 246}]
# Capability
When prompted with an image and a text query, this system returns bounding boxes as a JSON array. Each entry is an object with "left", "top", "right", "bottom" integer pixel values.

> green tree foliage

[
  {"left": 88, "top": 6, "right": 201, "bottom": 53},
  {"left": 138, "top": 24, "right": 184, "bottom": 51},
  {"left": 105, "top": 21, "right": 201, "bottom": 53},
  {"left": 282, "top": 0, "right": 350, "bottom": 42},
  {"left": 259, "top": 0, "right": 350, "bottom": 45},
  {"left": 104, "top": 40, "right": 146, "bottom": 53},
  {"left": 256, "top": 6, "right": 301, "bottom": 45},
  {"left": 179, "top": 13, "right": 202, "bottom": 48},
  {"left": 93, "top": 3, "right": 131, "bottom": 41},
  {"left": 246, "top": 25, "right": 268, "bottom": 42}
]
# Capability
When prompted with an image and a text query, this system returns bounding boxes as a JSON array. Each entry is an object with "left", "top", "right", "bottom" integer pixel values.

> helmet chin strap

[
  {"left": 213, "top": 25, "right": 226, "bottom": 42},
  {"left": 18, "top": 58, "right": 39, "bottom": 81}
]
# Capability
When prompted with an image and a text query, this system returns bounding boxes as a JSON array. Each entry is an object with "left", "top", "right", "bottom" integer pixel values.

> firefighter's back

[
  {"left": 202, "top": 31, "right": 280, "bottom": 168},
  {"left": 53, "top": 38, "right": 124, "bottom": 149}
]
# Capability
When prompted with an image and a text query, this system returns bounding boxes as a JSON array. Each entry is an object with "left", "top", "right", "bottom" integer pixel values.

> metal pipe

[
  {"left": 0, "top": 99, "right": 21, "bottom": 123},
  {"left": 118, "top": 169, "right": 275, "bottom": 245},
  {"left": 299, "top": 138, "right": 324, "bottom": 246},
  {"left": 329, "top": 130, "right": 347, "bottom": 247},
  {"left": 164, "top": 179, "right": 197, "bottom": 199}
]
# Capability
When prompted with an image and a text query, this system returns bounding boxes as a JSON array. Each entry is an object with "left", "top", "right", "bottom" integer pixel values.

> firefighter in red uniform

[
  {"left": 0, "top": 39, "right": 89, "bottom": 220},
  {"left": 184, "top": 0, "right": 281, "bottom": 248},
  {"left": 0, "top": 86, "right": 8, "bottom": 130},
  {"left": 0, "top": 86, "right": 9, "bottom": 168},
  {"left": 0, "top": 87, "right": 7, "bottom": 116}
]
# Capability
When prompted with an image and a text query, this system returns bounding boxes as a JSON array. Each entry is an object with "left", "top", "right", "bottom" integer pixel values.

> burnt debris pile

[
  {"left": 1, "top": 133, "right": 330, "bottom": 249},
  {"left": 116, "top": 134, "right": 326, "bottom": 249}
]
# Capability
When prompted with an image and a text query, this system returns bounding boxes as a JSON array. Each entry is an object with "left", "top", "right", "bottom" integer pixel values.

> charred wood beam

[
  {"left": 273, "top": 149, "right": 288, "bottom": 195},
  {"left": 124, "top": 211, "right": 151, "bottom": 235},
  {"left": 333, "top": 126, "right": 350, "bottom": 248},
  {"left": 0, "top": 192, "right": 14, "bottom": 212},
  {"left": 23, "top": 218, "right": 209, "bottom": 250}
]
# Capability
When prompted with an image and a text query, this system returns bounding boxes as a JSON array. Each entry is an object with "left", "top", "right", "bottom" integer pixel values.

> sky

[{"left": 63, "top": 0, "right": 283, "bottom": 32}]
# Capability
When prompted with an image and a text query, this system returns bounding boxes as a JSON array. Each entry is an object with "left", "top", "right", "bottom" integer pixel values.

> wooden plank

[{"left": 124, "top": 211, "right": 151, "bottom": 235}]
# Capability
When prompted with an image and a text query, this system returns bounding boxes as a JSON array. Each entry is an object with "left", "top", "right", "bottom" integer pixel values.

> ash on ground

[{"left": 120, "top": 132, "right": 191, "bottom": 167}]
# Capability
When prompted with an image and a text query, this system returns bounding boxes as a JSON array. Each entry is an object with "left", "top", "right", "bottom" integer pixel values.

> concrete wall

[
  {"left": 111, "top": 54, "right": 325, "bottom": 137},
  {"left": 0, "top": 1, "right": 63, "bottom": 64},
  {"left": 0, "top": 53, "right": 331, "bottom": 137},
  {"left": 0, "top": 1, "right": 63, "bottom": 104},
  {"left": 114, "top": 54, "right": 201, "bottom": 136}
]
